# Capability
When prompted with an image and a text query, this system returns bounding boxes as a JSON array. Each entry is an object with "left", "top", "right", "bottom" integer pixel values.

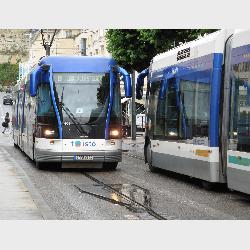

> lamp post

[
  {"left": 41, "top": 29, "right": 57, "bottom": 56},
  {"left": 131, "top": 70, "right": 136, "bottom": 140}
]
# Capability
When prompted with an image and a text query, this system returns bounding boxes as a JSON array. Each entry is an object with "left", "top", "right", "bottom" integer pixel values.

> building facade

[
  {"left": 74, "top": 29, "right": 110, "bottom": 56},
  {"left": 29, "top": 29, "right": 82, "bottom": 65},
  {"left": 29, "top": 29, "right": 110, "bottom": 66}
]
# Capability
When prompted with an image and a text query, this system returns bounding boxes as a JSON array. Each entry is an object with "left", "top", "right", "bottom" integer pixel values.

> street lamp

[{"left": 41, "top": 29, "right": 57, "bottom": 56}]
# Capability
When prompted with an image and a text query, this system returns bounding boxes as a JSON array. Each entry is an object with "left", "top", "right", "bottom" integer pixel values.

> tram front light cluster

[
  {"left": 44, "top": 129, "right": 55, "bottom": 136},
  {"left": 43, "top": 128, "right": 58, "bottom": 139},
  {"left": 169, "top": 131, "right": 177, "bottom": 136},
  {"left": 109, "top": 128, "right": 120, "bottom": 139},
  {"left": 36, "top": 125, "right": 58, "bottom": 139},
  {"left": 43, "top": 127, "right": 58, "bottom": 139}
]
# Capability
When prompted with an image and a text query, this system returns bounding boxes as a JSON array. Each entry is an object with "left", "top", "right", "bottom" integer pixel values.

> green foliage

[
  {"left": 106, "top": 29, "right": 216, "bottom": 72},
  {"left": 0, "top": 63, "right": 19, "bottom": 86}
]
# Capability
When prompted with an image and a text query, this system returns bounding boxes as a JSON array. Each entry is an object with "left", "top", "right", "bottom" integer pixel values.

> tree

[
  {"left": 106, "top": 29, "right": 216, "bottom": 72},
  {"left": 0, "top": 63, "right": 19, "bottom": 86}
]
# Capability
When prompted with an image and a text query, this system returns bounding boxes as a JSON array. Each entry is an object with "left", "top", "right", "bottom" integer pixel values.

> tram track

[{"left": 74, "top": 172, "right": 167, "bottom": 220}]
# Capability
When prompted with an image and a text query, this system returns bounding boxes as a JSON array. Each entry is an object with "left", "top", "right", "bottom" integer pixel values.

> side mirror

[
  {"left": 136, "top": 68, "right": 148, "bottom": 100},
  {"left": 117, "top": 67, "right": 132, "bottom": 98},
  {"left": 30, "top": 64, "right": 50, "bottom": 97},
  {"left": 30, "top": 66, "right": 41, "bottom": 97}
]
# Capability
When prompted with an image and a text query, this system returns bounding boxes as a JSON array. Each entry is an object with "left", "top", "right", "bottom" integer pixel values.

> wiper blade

[{"left": 61, "top": 104, "right": 88, "bottom": 136}]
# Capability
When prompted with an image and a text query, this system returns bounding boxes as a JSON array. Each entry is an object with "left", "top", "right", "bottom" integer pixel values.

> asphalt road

[{"left": 1, "top": 91, "right": 250, "bottom": 220}]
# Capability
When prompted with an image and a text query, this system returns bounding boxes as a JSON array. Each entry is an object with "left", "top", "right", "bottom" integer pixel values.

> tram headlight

[
  {"left": 35, "top": 125, "right": 58, "bottom": 139},
  {"left": 44, "top": 129, "right": 55, "bottom": 137},
  {"left": 169, "top": 131, "right": 177, "bottom": 136},
  {"left": 109, "top": 129, "right": 120, "bottom": 139},
  {"left": 233, "top": 131, "right": 238, "bottom": 137}
]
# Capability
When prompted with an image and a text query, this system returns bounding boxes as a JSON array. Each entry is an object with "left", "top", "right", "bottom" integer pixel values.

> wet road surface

[{"left": 1, "top": 91, "right": 250, "bottom": 219}]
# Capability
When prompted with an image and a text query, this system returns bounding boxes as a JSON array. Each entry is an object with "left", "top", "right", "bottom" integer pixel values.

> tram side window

[
  {"left": 13, "top": 91, "right": 18, "bottom": 129},
  {"left": 37, "top": 84, "right": 56, "bottom": 123},
  {"left": 148, "top": 77, "right": 210, "bottom": 142},
  {"left": 229, "top": 63, "right": 250, "bottom": 153},
  {"left": 165, "top": 80, "right": 179, "bottom": 139},
  {"left": 148, "top": 82, "right": 161, "bottom": 138},
  {"left": 180, "top": 80, "right": 210, "bottom": 140},
  {"left": 18, "top": 90, "right": 24, "bottom": 130},
  {"left": 109, "top": 75, "right": 121, "bottom": 125},
  {"left": 23, "top": 82, "right": 30, "bottom": 130}
]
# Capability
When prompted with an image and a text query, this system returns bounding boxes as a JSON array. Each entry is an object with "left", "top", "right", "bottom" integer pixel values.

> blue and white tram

[
  {"left": 136, "top": 29, "right": 250, "bottom": 194},
  {"left": 13, "top": 56, "right": 131, "bottom": 170}
]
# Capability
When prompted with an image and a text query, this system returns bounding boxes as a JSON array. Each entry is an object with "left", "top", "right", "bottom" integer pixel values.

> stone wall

[{"left": 0, "top": 29, "right": 30, "bottom": 64}]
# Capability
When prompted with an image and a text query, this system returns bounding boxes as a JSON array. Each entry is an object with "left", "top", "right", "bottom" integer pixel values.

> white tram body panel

[
  {"left": 34, "top": 138, "right": 122, "bottom": 163},
  {"left": 147, "top": 30, "right": 234, "bottom": 183},
  {"left": 151, "top": 30, "right": 233, "bottom": 73}
]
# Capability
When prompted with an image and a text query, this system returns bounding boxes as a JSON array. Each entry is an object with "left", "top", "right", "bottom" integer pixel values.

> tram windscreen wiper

[{"left": 61, "top": 103, "right": 88, "bottom": 136}]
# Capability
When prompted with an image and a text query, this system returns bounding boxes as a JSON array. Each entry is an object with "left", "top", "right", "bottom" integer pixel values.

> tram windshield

[
  {"left": 53, "top": 72, "right": 121, "bottom": 125},
  {"left": 147, "top": 78, "right": 210, "bottom": 144}
]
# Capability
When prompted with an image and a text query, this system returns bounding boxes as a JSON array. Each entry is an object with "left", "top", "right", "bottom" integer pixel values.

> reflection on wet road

[{"left": 76, "top": 183, "right": 152, "bottom": 213}]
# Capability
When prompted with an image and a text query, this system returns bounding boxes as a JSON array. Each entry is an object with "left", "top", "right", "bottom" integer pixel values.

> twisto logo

[{"left": 70, "top": 140, "right": 97, "bottom": 147}]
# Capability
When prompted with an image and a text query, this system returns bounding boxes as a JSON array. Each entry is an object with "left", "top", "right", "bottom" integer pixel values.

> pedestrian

[{"left": 2, "top": 112, "right": 10, "bottom": 134}]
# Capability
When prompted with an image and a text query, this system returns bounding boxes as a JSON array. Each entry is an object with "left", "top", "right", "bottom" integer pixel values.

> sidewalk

[
  {"left": 0, "top": 131, "right": 52, "bottom": 219},
  {"left": 0, "top": 147, "right": 44, "bottom": 219}
]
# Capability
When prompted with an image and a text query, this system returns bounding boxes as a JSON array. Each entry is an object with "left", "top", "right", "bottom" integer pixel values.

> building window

[
  {"left": 80, "top": 38, "right": 87, "bottom": 55},
  {"left": 99, "top": 29, "right": 104, "bottom": 37},
  {"left": 101, "top": 45, "right": 104, "bottom": 54},
  {"left": 65, "top": 30, "right": 72, "bottom": 38}
]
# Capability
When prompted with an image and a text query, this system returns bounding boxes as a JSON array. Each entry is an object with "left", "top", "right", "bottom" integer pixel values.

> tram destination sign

[{"left": 54, "top": 73, "right": 104, "bottom": 84}]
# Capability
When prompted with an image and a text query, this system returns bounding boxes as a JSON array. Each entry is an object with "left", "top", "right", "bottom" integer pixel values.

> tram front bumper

[{"left": 35, "top": 149, "right": 122, "bottom": 163}]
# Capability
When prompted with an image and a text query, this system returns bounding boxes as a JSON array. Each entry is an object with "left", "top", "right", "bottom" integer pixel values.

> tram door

[{"left": 226, "top": 31, "right": 250, "bottom": 194}]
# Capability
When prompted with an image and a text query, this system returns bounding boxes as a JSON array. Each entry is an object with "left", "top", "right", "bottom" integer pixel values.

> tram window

[
  {"left": 179, "top": 80, "right": 210, "bottom": 140},
  {"left": 148, "top": 78, "right": 210, "bottom": 142},
  {"left": 155, "top": 81, "right": 165, "bottom": 138},
  {"left": 18, "top": 91, "right": 23, "bottom": 129},
  {"left": 165, "top": 80, "right": 179, "bottom": 140},
  {"left": 37, "top": 84, "right": 56, "bottom": 123},
  {"left": 13, "top": 91, "right": 18, "bottom": 129},
  {"left": 25, "top": 81, "right": 30, "bottom": 98},
  {"left": 23, "top": 86, "right": 27, "bottom": 130},
  {"left": 110, "top": 76, "right": 121, "bottom": 125},
  {"left": 147, "top": 82, "right": 161, "bottom": 138},
  {"left": 229, "top": 63, "right": 250, "bottom": 153}
]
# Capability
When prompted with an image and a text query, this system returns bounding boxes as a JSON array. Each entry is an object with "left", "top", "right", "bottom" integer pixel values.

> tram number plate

[{"left": 74, "top": 155, "right": 94, "bottom": 161}]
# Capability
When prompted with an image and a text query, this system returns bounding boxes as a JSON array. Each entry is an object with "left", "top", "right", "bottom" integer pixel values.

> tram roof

[
  {"left": 39, "top": 55, "right": 117, "bottom": 73},
  {"left": 150, "top": 29, "right": 234, "bottom": 72}
]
